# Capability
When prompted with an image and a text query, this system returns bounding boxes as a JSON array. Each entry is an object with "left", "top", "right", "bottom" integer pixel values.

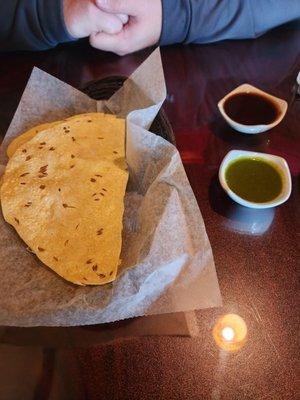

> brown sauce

[{"left": 224, "top": 92, "right": 280, "bottom": 125}]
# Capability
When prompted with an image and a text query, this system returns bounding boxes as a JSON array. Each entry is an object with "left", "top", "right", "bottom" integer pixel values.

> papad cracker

[{"left": 1, "top": 114, "right": 128, "bottom": 285}]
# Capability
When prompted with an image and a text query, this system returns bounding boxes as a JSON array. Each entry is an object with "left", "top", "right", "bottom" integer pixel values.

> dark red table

[{"left": 0, "top": 25, "right": 299, "bottom": 399}]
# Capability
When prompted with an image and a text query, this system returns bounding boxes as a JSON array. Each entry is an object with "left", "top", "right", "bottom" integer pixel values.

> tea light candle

[
  {"left": 213, "top": 314, "right": 247, "bottom": 352},
  {"left": 221, "top": 326, "right": 235, "bottom": 342}
]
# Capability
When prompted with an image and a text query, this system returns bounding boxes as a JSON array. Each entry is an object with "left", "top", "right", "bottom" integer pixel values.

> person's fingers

[
  {"left": 117, "top": 13, "right": 129, "bottom": 25},
  {"left": 92, "top": 9, "right": 124, "bottom": 34},
  {"left": 89, "top": 32, "right": 124, "bottom": 55},
  {"left": 95, "top": 0, "right": 138, "bottom": 16},
  {"left": 90, "top": 30, "right": 135, "bottom": 56}
]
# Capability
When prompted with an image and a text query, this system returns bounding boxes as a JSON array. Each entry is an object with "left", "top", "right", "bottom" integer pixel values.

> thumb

[{"left": 95, "top": 0, "right": 137, "bottom": 15}]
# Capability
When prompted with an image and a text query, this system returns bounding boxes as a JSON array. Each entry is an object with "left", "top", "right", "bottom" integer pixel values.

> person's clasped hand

[
  {"left": 64, "top": 0, "right": 129, "bottom": 40},
  {"left": 64, "top": 0, "right": 162, "bottom": 56}
]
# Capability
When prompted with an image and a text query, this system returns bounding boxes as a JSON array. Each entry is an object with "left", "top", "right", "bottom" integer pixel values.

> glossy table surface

[{"left": 0, "top": 25, "right": 299, "bottom": 399}]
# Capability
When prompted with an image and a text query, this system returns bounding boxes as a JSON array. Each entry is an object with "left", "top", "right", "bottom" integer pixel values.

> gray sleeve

[
  {"left": 0, "top": 0, "right": 74, "bottom": 51},
  {"left": 160, "top": 0, "right": 300, "bottom": 45}
]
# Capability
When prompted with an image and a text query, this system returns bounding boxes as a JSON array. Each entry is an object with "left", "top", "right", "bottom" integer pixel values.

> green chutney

[{"left": 225, "top": 157, "right": 283, "bottom": 203}]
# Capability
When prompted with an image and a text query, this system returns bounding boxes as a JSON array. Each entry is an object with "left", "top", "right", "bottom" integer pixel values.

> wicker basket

[{"left": 82, "top": 76, "right": 176, "bottom": 145}]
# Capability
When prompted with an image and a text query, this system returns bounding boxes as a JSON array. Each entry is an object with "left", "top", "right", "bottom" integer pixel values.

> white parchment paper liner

[{"left": 0, "top": 49, "right": 221, "bottom": 326}]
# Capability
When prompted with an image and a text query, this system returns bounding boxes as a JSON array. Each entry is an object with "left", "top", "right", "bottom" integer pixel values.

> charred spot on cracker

[
  {"left": 97, "top": 228, "right": 103, "bottom": 236},
  {"left": 53, "top": 256, "right": 58, "bottom": 262},
  {"left": 87, "top": 120, "right": 92, "bottom": 123},
  {"left": 102, "top": 188, "right": 107, "bottom": 192},
  {"left": 98, "top": 273, "right": 106, "bottom": 279},
  {"left": 92, "top": 264, "right": 98, "bottom": 271},
  {"left": 75, "top": 223, "right": 80, "bottom": 230},
  {"left": 14, "top": 217, "right": 20, "bottom": 224},
  {"left": 58, "top": 188, "right": 61, "bottom": 192},
  {"left": 20, "top": 182, "right": 26, "bottom": 185},
  {"left": 100, "top": 193, "right": 105, "bottom": 197},
  {"left": 49, "top": 147, "right": 55, "bottom": 151},
  {"left": 113, "top": 151, "right": 118, "bottom": 155},
  {"left": 71, "top": 154, "right": 75, "bottom": 159},
  {"left": 39, "top": 185, "right": 46, "bottom": 190},
  {"left": 109, "top": 271, "right": 114, "bottom": 276},
  {"left": 97, "top": 137, "right": 104, "bottom": 140},
  {"left": 64, "top": 240, "right": 69, "bottom": 246},
  {"left": 38, "top": 166, "right": 48, "bottom": 175},
  {"left": 95, "top": 174, "right": 102, "bottom": 178},
  {"left": 25, "top": 155, "right": 31, "bottom": 161},
  {"left": 20, "top": 172, "right": 29, "bottom": 177},
  {"left": 38, "top": 247, "right": 45, "bottom": 252},
  {"left": 70, "top": 164, "right": 75, "bottom": 169},
  {"left": 40, "top": 142, "right": 46, "bottom": 146},
  {"left": 71, "top": 137, "right": 76, "bottom": 142},
  {"left": 62, "top": 203, "right": 76, "bottom": 209},
  {"left": 86, "top": 259, "right": 93, "bottom": 264},
  {"left": 90, "top": 178, "right": 96, "bottom": 183},
  {"left": 94, "top": 198, "right": 100, "bottom": 201},
  {"left": 24, "top": 202, "right": 32, "bottom": 207},
  {"left": 22, "top": 149, "right": 27, "bottom": 153}
]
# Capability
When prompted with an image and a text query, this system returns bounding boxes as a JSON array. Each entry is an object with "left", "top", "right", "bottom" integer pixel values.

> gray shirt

[
  {"left": 0, "top": 0, "right": 299, "bottom": 51},
  {"left": 160, "top": 0, "right": 300, "bottom": 45}
]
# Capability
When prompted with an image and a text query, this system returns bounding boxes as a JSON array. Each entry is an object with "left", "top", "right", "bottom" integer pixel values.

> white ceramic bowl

[
  {"left": 219, "top": 150, "right": 292, "bottom": 209},
  {"left": 218, "top": 84, "right": 288, "bottom": 134}
]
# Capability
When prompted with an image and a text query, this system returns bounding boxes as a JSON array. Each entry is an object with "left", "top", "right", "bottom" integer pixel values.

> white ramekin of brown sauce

[{"left": 218, "top": 84, "right": 288, "bottom": 134}]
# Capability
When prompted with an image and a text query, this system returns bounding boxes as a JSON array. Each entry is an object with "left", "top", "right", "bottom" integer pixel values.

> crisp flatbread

[
  {"left": 1, "top": 113, "right": 128, "bottom": 285},
  {"left": 7, "top": 122, "right": 58, "bottom": 158},
  {"left": 6, "top": 113, "right": 118, "bottom": 158}
]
